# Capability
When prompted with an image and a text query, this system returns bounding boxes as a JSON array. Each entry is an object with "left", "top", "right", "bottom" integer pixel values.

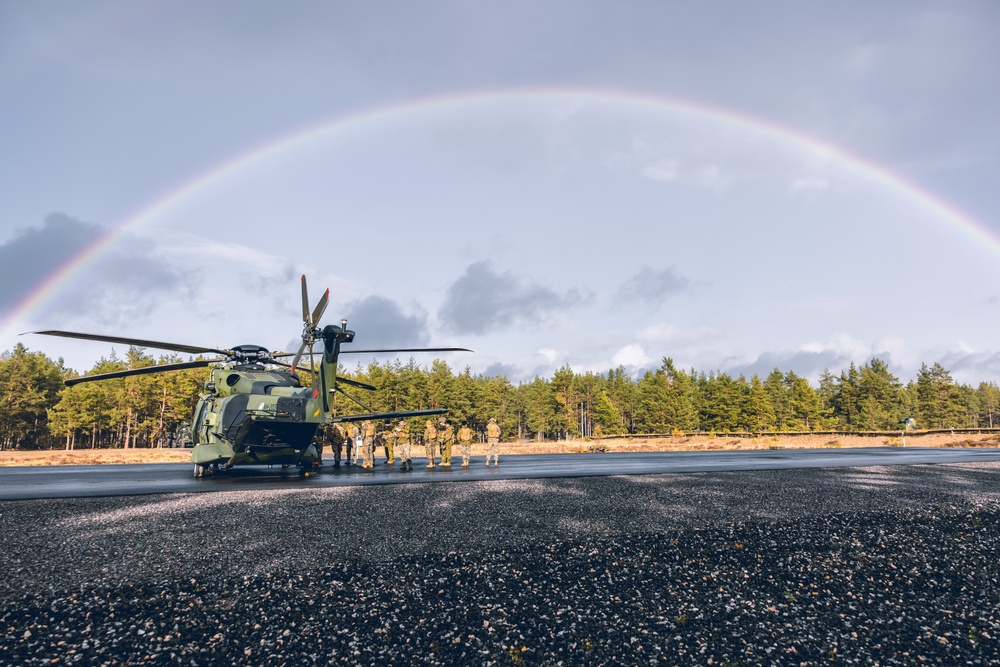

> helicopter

[{"left": 28, "top": 276, "right": 471, "bottom": 477}]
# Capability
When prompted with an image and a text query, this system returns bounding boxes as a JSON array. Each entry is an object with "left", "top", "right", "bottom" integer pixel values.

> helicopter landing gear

[
  {"left": 298, "top": 464, "right": 311, "bottom": 478},
  {"left": 193, "top": 463, "right": 207, "bottom": 478}
]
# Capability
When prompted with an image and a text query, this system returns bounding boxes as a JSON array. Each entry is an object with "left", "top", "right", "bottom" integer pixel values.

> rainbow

[{"left": 5, "top": 86, "right": 998, "bottom": 341}]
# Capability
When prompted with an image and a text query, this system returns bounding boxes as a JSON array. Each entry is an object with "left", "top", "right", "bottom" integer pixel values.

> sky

[{"left": 2, "top": 1, "right": 999, "bottom": 385}]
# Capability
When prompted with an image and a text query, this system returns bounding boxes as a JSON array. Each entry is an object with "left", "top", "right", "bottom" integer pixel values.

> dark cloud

[
  {"left": 725, "top": 349, "right": 856, "bottom": 381},
  {"left": 439, "top": 261, "right": 584, "bottom": 335},
  {"left": 0, "top": 213, "right": 104, "bottom": 312},
  {"left": 482, "top": 362, "right": 518, "bottom": 379},
  {"left": 340, "top": 295, "right": 429, "bottom": 349},
  {"left": 0, "top": 213, "right": 187, "bottom": 322},
  {"left": 938, "top": 350, "right": 1000, "bottom": 384},
  {"left": 615, "top": 266, "right": 690, "bottom": 307}
]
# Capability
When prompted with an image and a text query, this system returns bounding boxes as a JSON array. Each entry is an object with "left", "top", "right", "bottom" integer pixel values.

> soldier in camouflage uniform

[
  {"left": 381, "top": 421, "right": 395, "bottom": 464},
  {"left": 310, "top": 425, "right": 328, "bottom": 468},
  {"left": 329, "top": 422, "right": 346, "bottom": 467},
  {"left": 346, "top": 422, "right": 358, "bottom": 465},
  {"left": 486, "top": 417, "right": 501, "bottom": 466},
  {"left": 361, "top": 420, "right": 376, "bottom": 469},
  {"left": 457, "top": 423, "right": 474, "bottom": 467},
  {"left": 423, "top": 419, "right": 438, "bottom": 468},
  {"left": 438, "top": 419, "right": 455, "bottom": 466},
  {"left": 394, "top": 419, "right": 412, "bottom": 471}
]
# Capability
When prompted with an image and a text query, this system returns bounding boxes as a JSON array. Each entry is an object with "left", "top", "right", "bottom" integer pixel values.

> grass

[{"left": 0, "top": 449, "right": 192, "bottom": 467}]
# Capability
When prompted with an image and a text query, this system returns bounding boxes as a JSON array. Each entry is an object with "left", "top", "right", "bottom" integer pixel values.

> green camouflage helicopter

[{"left": 30, "top": 276, "right": 470, "bottom": 477}]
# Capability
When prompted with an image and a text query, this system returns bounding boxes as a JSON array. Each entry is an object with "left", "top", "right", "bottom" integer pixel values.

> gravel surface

[{"left": 2, "top": 463, "right": 999, "bottom": 665}]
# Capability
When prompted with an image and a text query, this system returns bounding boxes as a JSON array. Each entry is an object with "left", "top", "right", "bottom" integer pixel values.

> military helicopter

[{"left": 29, "top": 276, "right": 471, "bottom": 477}]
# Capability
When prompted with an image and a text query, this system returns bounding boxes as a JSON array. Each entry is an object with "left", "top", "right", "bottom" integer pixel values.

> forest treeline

[{"left": 1, "top": 342, "right": 999, "bottom": 450}]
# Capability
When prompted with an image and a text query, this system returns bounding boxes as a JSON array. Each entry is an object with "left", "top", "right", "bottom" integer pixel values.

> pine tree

[
  {"left": 856, "top": 358, "right": 901, "bottom": 430},
  {"left": 550, "top": 365, "right": 578, "bottom": 439},
  {"left": 831, "top": 363, "right": 860, "bottom": 430},
  {"left": 979, "top": 382, "right": 1000, "bottom": 428},
  {"left": 521, "top": 377, "right": 557, "bottom": 441},
  {"left": 744, "top": 374, "right": 776, "bottom": 432},
  {"left": 763, "top": 369, "right": 788, "bottom": 429},
  {"left": 0, "top": 344, "right": 65, "bottom": 449},
  {"left": 785, "top": 373, "right": 831, "bottom": 430},
  {"left": 916, "top": 363, "right": 963, "bottom": 428},
  {"left": 594, "top": 390, "right": 625, "bottom": 435},
  {"left": 698, "top": 372, "right": 745, "bottom": 432}
]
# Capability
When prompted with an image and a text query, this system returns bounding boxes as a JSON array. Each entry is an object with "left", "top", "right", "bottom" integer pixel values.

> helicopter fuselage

[{"left": 190, "top": 365, "right": 325, "bottom": 470}]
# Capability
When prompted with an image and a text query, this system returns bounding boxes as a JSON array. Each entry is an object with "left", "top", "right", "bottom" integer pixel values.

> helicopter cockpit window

[{"left": 226, "top": 374, "right": 240, "bottom": 387}]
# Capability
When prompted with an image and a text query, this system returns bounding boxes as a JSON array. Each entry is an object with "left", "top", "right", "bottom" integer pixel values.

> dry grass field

[
  {"left": 0, "top": 448, "right": 193, "bottom": 466},
  {"left": 1, "top": 431, "right": 997, "bottom": 466}
]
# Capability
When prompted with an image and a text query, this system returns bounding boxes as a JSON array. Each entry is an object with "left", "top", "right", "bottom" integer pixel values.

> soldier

[
  {"left": 328, "top": 422, "right": 346, "bottom": 467},
  {"left": 423, "top": 419, "right": 438, "bottom": 468},
  {"left": 381, "top": 421, "right": 395, "bottom": 464},
  {"left": 374, "top": 428, "right": 385, "bottom": 465},
  {"left": 438, "top": 419, "right": 455, "bottom": 467},
  {"left": 394, "top": 419, "right": 412, "bottom": 471},
  {"left": 361, "top": 420, "right": 376, "bottom": 469},
  {"left": 345, "top": 422, "right": 358, "bottom": 465},
  {"left": 310, "top": 425, "right": 328, "bottom": 468},
  {"left": 486, "top": 417, "right": 501, "bottom": 466},
  {"left": 457, "top": 422, "right": 474, "bottom": 467}
]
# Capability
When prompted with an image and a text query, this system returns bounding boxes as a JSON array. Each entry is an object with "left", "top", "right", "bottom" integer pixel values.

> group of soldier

[{"left": 313, "top": 416, "right": 502, "bottom": 471}]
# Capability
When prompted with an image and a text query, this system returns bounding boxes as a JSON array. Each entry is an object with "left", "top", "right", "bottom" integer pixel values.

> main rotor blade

[
  {"left": 270, "top": 363, "right": 376, "bottom": 392},
  {"left": 271, "top": 346, "right": 474, "bottom": 359},
  {"left": 289, "top": 340, "right": 308, "bottom": 373},
  {"left": 334, "top": 387, "right": 373, "bottom": 412},
  {"left": 26, "top": 330, "right": 230, "bottom": 356},
  {"left": 64, "top": 359, "right": 219, "bottom": 386},
  {"left": 340, "top": 347, "right": 474, "bottom": 355},
  {"left": 311, "top": 288, "right": 329, "bottom": 328},
  {"left": 300, "top": 275, "right": 310, "bottom": 325},
  {"left": 333, "top": 408, "right": 448, "bottom": 423},
  {"left": 337, "top": 376, "right": 377, "bottom": 392}
]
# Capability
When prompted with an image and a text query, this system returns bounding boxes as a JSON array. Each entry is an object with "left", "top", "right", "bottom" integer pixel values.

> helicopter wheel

[
  {"left": 193, "top": 463, "right": 206, "bottom": 478},
  {"left": 298, "top": 465, "right": 311, "bottom": 478}
]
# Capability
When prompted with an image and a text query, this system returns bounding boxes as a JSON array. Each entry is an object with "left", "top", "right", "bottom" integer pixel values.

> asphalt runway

[{"left": 2, "top": 446, "right": 1000, "bottom": 501}]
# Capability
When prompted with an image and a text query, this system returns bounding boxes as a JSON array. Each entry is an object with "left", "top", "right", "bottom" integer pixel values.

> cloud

[
  {"left": 697, "top": 165, "right": 731, "bottom": 190},
  {"left": 438, "top": 261, "right": 585, "bottom": 335},
  {"left": 340, "top": 295, "right": 429, "bottom": 349},
  {"left": 0, "top": 213, "right": 187, "bottom": 322},
  {"left": 615, "top": 266, "right": 691, "bottom": 307},
  {"left": 482, "top": 362, "right": 518, "bottom": 379},
  {"left": 939, "top": 350, "right": 1000, "bottom": 385},
  {"left": 639, "top": 160, "right": 732, "bottom": 191},
  {"left": 611, "top": 344, "right": 652, "bottom": 369},
  {"left": 0, "top": 213, "right": 103, "bottom": 313},
  {"left": 642, "top": 160, "right": 679, "bottom": 182},
  {"left": 725, "top": 334, "right": 875, "bottom": 380},
  {"left": 726, "top": 349, "right": 856, "bottom": 381},
  {"left": 637, "top": 323, "right": 718, "bottom": 345},
  {"left": 535, "top": 347, "right": 567, "bottom": 365},
  {"left": 790, "top": 175, "right": 830, "bottom": 193}
]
